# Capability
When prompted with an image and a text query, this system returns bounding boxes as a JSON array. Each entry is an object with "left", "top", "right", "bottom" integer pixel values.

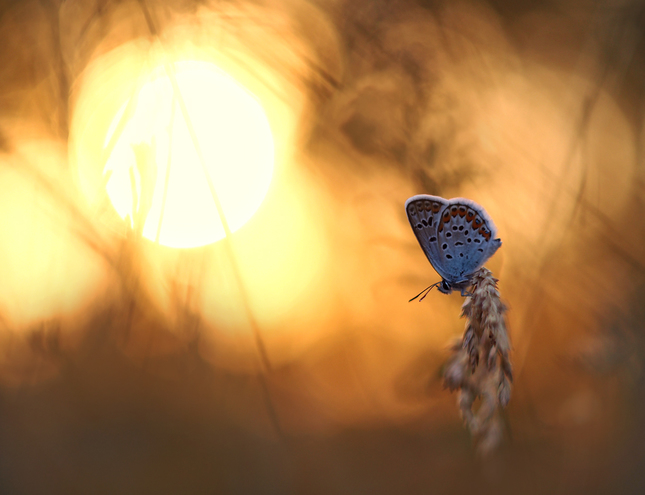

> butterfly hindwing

[{"left": 435, "top": 200, "right": 501, "bottom": 283}]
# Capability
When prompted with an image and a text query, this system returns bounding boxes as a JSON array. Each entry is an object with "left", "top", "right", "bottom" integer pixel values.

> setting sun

[{"left": 102, "top": 60, "right": 274, "bottom": 248}]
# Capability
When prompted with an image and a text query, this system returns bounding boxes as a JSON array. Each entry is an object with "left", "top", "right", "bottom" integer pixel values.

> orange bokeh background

[{"left": 0, "top": 0, "right": 644, "bottom": 493}]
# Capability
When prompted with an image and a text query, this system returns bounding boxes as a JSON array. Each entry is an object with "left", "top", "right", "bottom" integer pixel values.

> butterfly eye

[{"left": 442, "top": 280, "right": 451, "bottom": 291}]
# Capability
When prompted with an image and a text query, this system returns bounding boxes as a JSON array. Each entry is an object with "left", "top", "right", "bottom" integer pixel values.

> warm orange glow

[
  {"left": 103, "top": 60, "right": 274, "bottom": 248},
  {"left": 69, "top": 39, "right": 333, "bottom": 346}
]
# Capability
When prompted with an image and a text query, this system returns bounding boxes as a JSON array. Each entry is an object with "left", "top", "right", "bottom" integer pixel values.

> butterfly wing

[
  {"left": 435, "top": 198, "right": 502, "bottom": 283},
  {"left": 405, "top": 194, "right": 451, "bottom": 280}
]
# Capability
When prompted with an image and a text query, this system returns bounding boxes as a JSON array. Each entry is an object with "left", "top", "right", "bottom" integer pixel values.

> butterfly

[{"left": 405, "top": 194, "right": 501, "bottom": 299}]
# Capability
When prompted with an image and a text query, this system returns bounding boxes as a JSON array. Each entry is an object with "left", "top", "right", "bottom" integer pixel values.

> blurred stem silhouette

[
  {"left": 39, "top": 0, "right": 69, "bottom": 139},
  {"left": 131, "top": 0, "right": 284, "bottom": 440}
]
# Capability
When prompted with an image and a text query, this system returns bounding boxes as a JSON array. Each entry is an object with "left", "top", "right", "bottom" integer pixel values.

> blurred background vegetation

[{"left": 0, "top": 0, "right": 644, "bottom": 493}]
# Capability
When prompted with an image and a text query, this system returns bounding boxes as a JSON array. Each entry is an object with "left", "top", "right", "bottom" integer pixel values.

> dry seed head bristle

[{"left": 441, "top": 267, "right": 513, "bottom": 455}]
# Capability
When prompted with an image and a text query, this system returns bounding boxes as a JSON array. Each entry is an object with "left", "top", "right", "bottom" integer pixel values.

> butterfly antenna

[{"left": 409, "top": 282, "right": 440, "bottom": 302}]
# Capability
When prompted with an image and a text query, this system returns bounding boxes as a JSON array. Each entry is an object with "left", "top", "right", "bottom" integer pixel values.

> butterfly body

[{"left": 405, "top": 194, "right": 501, "bottom": 296}]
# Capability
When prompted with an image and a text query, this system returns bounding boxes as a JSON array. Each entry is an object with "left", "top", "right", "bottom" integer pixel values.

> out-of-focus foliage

[{"left": 0, "top": 0, "right": 644, "bottom": 494}]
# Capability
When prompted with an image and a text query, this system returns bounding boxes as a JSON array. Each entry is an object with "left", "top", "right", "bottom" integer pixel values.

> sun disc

[{"left": 103, "top": 60, "right": 274, "bottom": 248}]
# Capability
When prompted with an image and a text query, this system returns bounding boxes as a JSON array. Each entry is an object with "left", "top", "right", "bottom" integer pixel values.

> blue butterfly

[{"left": 405, "top": 194, "right": 501, "bottom": 298}]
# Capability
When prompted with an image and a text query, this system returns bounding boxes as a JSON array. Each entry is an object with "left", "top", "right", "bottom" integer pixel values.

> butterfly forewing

[{"left": 405, "top": 195, "right": 450, "bottom": 279}]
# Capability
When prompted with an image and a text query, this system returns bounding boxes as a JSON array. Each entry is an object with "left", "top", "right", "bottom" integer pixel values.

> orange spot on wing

[
  {"left": 466, "top": 210, "right": 475, "bottom": 222},
  {"left": 439, "top": 211, "right": 450, "bottom": 232},
  {"left": 458, "top": 206, "right": 467, "bottom": 217},
  {"left": 473, "top": 217, "right": 483, "bottom": 228},
  {"left": 479, "top": 227, "right": 491, "bottom": 241},
  {"left": 432, "top": 202, "right": 441, "bottom": 213}
]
